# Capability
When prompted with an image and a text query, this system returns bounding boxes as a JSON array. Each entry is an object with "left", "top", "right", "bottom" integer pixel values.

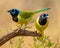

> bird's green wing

[{"left": 20, "top": 11, "right": 34, "bottom": 19}]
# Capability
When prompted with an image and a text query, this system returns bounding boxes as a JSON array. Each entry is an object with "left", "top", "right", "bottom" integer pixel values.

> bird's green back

[
  {"left": 17, "top": 11, "right": 34, "bottom": 25},
  {"left": 20, "top": 11, "right": 34, "bottom": 19}
]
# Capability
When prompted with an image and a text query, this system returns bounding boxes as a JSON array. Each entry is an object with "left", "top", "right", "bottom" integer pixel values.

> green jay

[{"left": 35, "top": 13, "right": 49, "bottom": 36}]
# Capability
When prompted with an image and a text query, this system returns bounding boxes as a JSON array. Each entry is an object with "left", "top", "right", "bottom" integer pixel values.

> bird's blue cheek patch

[{"left": 11, "top": 11, "right": 15, "bottom": 15}]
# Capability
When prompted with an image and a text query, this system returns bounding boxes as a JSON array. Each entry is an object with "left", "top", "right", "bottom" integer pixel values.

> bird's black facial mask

[
  {"left": 39, "top": 13, "right": 48, "bottom": 25},
  {"left": 8, "top": 9, "right": 20, "bottom": 18}
]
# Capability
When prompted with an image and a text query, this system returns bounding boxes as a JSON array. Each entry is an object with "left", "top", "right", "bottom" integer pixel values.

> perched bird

[
  {"left": 35, "top": 13, "right": 49, "bottom": 36},
  {"left": 7, "top": 8, "right": 50, "bottom": 29}
]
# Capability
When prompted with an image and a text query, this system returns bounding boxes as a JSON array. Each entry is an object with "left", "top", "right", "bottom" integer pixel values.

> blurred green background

[{"left": 0, "top": 0, "right": 60, "bottom": 48}]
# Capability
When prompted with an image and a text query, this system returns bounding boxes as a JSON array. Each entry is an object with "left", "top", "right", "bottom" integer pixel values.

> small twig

[{"left": 0, "top": 29, "right": 41, "bottom": 46}]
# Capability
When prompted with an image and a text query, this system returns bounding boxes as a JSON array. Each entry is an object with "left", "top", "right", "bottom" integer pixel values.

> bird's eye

[
  {"left": 43, "top": 15, "right": 45, "bottom": 17},
  {"left": 43, "top": 14, "right": 46, "bottom": 17},
  {"left": 11, "top": 10, "right": 14, "bottom": 12},
  {"left": 11, "top": 9, "right": 16, "bottom": 15},
  {"left": 41, "top": 14, "right": 46, "bottom": 19}
]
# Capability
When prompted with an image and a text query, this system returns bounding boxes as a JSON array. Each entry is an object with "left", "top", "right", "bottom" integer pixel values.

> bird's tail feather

[{"left": 34, "top": 8, "right": 51, "bottom": 14}]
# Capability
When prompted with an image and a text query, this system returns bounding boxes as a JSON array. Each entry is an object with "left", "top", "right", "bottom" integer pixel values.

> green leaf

[
  {"left": 17, "top": 37, "right": 24, "bottom": 48},
  {"left": 47, "top": 40, "right": 54, "bottom": 47},
  {"left": 34, "top": 43, "right": 39, "bottom": 48},
  {"left": 33, "top": 37, "right": 37, "bottom": 41}
]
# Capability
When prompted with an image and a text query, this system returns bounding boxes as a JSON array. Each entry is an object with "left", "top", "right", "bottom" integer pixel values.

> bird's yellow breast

[
  {"left": 35, "top": 17, "right": 48, "bottom": 32},
  {"left": 17, "top": 12, "right": 33, "bottom": 26},
  {"left": 17, "top": 15, "right": 28, "bottom": 25}
]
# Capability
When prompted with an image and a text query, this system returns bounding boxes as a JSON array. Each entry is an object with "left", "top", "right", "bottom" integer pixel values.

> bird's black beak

[
  {"left": 7, "top": 10, "right": 10, "bottom": 12},
  {"left": 46, "top": 16, "right": 49, "bottom": 18}
]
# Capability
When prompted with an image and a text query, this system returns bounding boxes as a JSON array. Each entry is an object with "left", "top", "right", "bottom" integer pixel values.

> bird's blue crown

[{"left": 8, "top": 8, "right": 21, "bottom": 17}]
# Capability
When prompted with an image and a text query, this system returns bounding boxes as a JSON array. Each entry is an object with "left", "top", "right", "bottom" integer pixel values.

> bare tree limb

[{"left": 0, "top": 29, "right": 41, "bottom": 46}]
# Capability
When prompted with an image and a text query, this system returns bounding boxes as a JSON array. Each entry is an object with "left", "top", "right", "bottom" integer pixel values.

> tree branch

[{"left": 0, "top": 29, "right": 41, "bottom": 46}]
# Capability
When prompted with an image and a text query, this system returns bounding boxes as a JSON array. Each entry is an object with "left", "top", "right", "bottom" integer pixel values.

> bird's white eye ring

[
  {"left": 11, "top": 11, "right": 15, "bottom": 15},
  {"left": 42, "top": 15, "right": 46, "bottom": 19}
]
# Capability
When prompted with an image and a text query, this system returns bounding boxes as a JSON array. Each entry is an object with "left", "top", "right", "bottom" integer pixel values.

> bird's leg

[
  {"left": 40, "top": 30, "right": 44, "bottom": 37},
  {"left": 16, "top": 24, "right": 22, "bottom": 29},
  {"left": 15, "top": 25, "right": 23, "bottom": 33},
  {"left": 24, "top": 19, "right": 35, "bottom": 29},
  {"left": 37, "top": 30, "right": 44, "bottom": 39},
  {"left": 40, "top": 32, "right": 44, "bottom": 37},
  {"left": 23, "top": 24, "right": 26, "bottom": 30},
  {"left": 21, "top": 24, "right": 27, "bottom": 34}
]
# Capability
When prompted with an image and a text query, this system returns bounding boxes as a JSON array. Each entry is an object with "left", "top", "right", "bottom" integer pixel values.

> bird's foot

[{"left": 21, "top": 26, "right": 26, "bottom": 34}]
